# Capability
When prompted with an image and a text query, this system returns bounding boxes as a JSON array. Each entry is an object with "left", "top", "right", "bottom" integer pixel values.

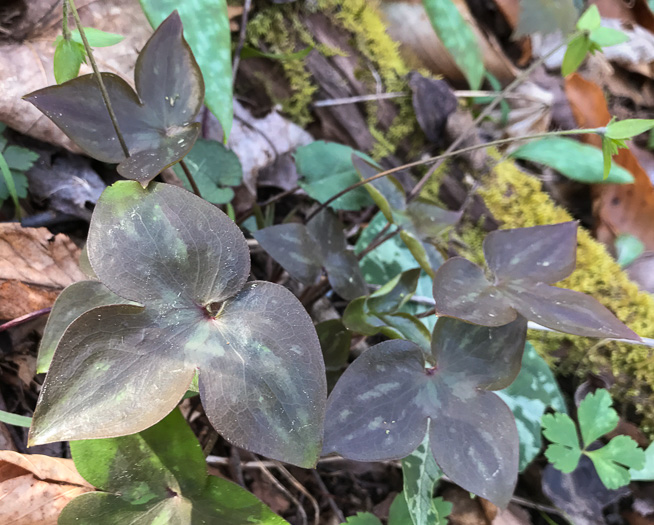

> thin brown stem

[
  {"left": 304, "top": 128, "right": 596, "bottom": 223},
  {"left": 0, "top": 308, "right": 51, "bottom": 333},
  {"left": 416, "top": 307, "right": 436, "bottom": 319},
  {"left": 407, "top": 35, "right": 577, "bottom": 202},
  {"left": 232, "top": 0, "right": 252, "bottom": 86},
  {"left": 179, "top": 159, "right": 202, "bottom": 199},
  {"left": 312, "top": 470, "right": 345, "bottom": 523},
  {"left": 67, "top": 0, "right": 130, "bottom": 158},
  {"left": 62, "top": 0, "right": 71, "bottom": 40},
  {"left": 357, "top": 226, "right": 400, "bottom": 261}
]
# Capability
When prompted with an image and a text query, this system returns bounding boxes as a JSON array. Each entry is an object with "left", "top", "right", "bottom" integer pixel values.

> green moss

[
  {"left": 245, "top": 0, "right": 423, "bottom": 156},
  {"left": 479, "top": 154, "right": 654, "bottom": 432}
]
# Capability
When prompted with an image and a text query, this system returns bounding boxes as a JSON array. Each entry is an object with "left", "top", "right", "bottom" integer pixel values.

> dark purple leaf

[
  {"left": 324, "top": 317, "right": 526, "bottom": 506},
  {"left": 483, "top": 222, "right": 577, "bottom": 284},
  {"left": 432, "top": 257, "right": 516, "bottom": 326},
  {"left": 408, "top": 73, "right": 458, "bottom": 144},
  {"left": 24, "top": 12, "right": 203, "bottom": 185},
  {"left": 254, "top": 210, "right": 367, "bottom": 300},
  {"left": 29, "top": 181, "right": 326, "bottom": 468},
  {"left": 502, "top": 281, "right": 640, "bottom": 340},
  {"left": 253, "top": 224, "right": 323, "bottom": 285}
]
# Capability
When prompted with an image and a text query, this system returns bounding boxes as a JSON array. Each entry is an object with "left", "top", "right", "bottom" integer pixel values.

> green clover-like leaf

[
  {"left": 29, "top": 181, "right": 327, "bottom": 468},
  {"left": 59, "top": 409, "right": 288, "bottom": 524},
  {"left": 324, "top": 316, "right": 527, "bottom": 507},
  {"left": 578, "top": 388, "right": 619, "bottom": 447},
  {"left": 253, "top": 209, "right": 367, "bottom": 300},
  {"left": 432, "top": 222, "right": 639, "bottom": 340},
  {"left": 586, "top": 435, "right": 645, "bottom": 489},
  {"left": 25, "top": 12, "right": 203, "bottom": 185},
  {"left": 542, "top": 412, "right": 582, "bottom": 473}
]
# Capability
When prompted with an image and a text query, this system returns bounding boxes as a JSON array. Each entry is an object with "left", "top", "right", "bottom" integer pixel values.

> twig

[
  {"left": 229, "top": 446, "right": 246, "bottom": 488},
  {"left": 511, "top": 495, "right": 570, "bottom": 521},
  {"left": 357, "top": 226, "right": 400, "bottom": 261},
  {"left": 274, "top": 461, "right": 320, "bottom": 525},
  {"left": 0, "top": 308, "right": 51, "bottom": 333},
  {"left": 407, "top": 36, "right": 576, "bottom": 202},
  {"left": 206, "top": 455, "right": 352, "bottom": 468},
  {"left": 67, "top": 0, "right": 130, "bottom": 158},
  {"left": 249, "top": 453, "right": 308, "bottom": 525},
  {"left": 304, "top": 128, "right": 596, "bottom": 223},
  {"left": 312, "top": 470, "right": 345, "bottom": 523},
  {"left": 313, "top": 92, "right": 408, "bottom": 107},
  {"left": 231, "top": 0, "right": 252, "bottom": 85},
  {"left": 179, "top": 159, "right": 202, "bottom": 199}
]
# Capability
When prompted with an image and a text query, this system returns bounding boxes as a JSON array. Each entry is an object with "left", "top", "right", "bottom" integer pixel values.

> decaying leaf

[
  {"left": 0, "top": 223, "right": 85, "bottom": 319},
  {"left": 323, "top": 316, "right": 527, "bottom": 507},
  {"left": 0, "top": 450, "right": 93, "bottom": 525}
]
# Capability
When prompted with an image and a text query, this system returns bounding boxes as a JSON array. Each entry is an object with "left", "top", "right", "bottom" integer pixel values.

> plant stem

[
  {"left": 232, "top": 0, "right": 252, "bottom": 86},
  {"left": 304, "top": 128, "right": 597, "bottom": 223},
  {"left": 0, "top": 308, "right": 51, "bottom": 333},
  {"left": 179, "top": 159, "right": 203, "bottom": 199},
  {"left": 66, "top": 0, "right": 130, "bottom": 158},
  {"left": 62, "top": 0, "right": 71, "bottom": 40},
  {"left": 407, "top": 35, "right": 578, "bottom": 202},
  {"left": 357, "top": 225, "right": 400, "bottom": 261}
]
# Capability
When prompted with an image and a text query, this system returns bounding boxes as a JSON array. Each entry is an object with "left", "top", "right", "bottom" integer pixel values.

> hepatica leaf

[
  {"left": 323, "top": 316, "right": 528, "bottom": 507},
  {"left": 59, "top": 409, "right": 288, "bottom": 524},
  {"left": 432, "top": 222, "right": 639, "bottom": 340},
  {"left": 29, "top": 181, "right": 327, "bottom": 468},
  {"left": 24, "top": 12, "right": 203, "bottom": 185},
  {"left": 253, "top": 209, "right": 367, "bottom": 300}
]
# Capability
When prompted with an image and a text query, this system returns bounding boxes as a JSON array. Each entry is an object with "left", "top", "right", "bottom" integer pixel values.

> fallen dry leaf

[
  {"left": 0, "top": 0, "right": 151, "bottom": 153},
  {"left": 0, "top": 224, "right": 86, "bottom": 319},
  {"left": 565, "top": 73, "right": 654, "bottom": 249},
  {"left": 592, "top": 0, "right": 654, "bottom": 34},
  {"left": 0, "top": 450, "right": 93, "bottom": 525}
]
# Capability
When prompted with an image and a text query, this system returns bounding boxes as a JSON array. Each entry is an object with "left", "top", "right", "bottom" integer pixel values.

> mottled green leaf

[
  {"left": 36, "top": 280, "right": 134, "bottom": 373},
  {"left": 497, "top": 342, "right": 567, "bottom": 471},
  {"left": 29, "top": 182, "right": 326, "bottom": 468},
  {"left": 542, "top": 412, "right": 582, "bottom": 473},
  {"left": 422, "top": 0, "right": 484, "bottom": 89},
  {"left": 402, "top": 429, "right": 444, "bottom": 525},
  {"left": 578, "top": 389, "right": 619, "bottom": 447},
  {"left": 512, "top": 137, "right": 633, "bottom": 184},
  {"left": 324, "top": 317, "right": 526, "bottom": 507},
  {"left": 173, "top": 138, "right": 242, "bottom": 204},
  {"left": 586, "top": 436, "right": 645, "bottom": 489},
  {"left": 296, "top": 142, "right": 374, "bottom": 211},
  {"left": 25, "top": 12, "right": 203, "bottom": 185},
  {"left": 140, "top": 0, "right": 233, "bottom": 139},
  {"left": 433, "top": 223, "right": 639, "bottom": 340},
  {"left": 254, "top": 210, "right": 367, "bottom": 300},
  {"left": 53, "top": 39, "right": 87, "bottom": 84},
  {"left": 515, "top": 0, "right": 578, "bottom": 37},
  {"left": 60, "top": 409, "right": 288, "bottom": 524},
  {"left": 0, "top": 410, "right": 31, "bottom": 428}
]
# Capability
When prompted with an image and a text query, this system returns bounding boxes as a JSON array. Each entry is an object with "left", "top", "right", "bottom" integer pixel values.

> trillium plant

[{"left": 23, "top": 7, "right": 643, "bottom": 523}]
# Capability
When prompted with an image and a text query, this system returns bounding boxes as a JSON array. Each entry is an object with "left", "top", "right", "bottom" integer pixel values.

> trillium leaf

[
  {"left": 324, "top": 317, "right": 526, "bottom": 507},
  {"left": 432, "top": 257, "right": 516, "bottom": 326},
  {"left": 483, "top": 222, "right": 577, "bottom": 284},
  {"left": 24, "top": 12, "right": 203, "bottom": 185},
  {"left": 254, "top": 210, "right": 367, "bottom": 300},
  {"left": 59, "top": 409, "right": 288, "bottom": 524},
  {"left": 432, "top": 223, "right": 639, "bottom": 340},
  {"left": 36, "top": 280, "right": 134, "bottom": 373},
  {"left": 29, "top": 181, "right": 327, "bottom": 468}
]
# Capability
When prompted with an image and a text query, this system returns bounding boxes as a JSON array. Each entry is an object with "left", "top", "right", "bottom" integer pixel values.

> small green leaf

[
  {"left": 606, "top": 119, "right": 654, "bottom": 140},
  {"left": 0, "top": 150, "right": 20, "bottom": 214},
  {"left": 589, "top": 27, "right": 630, "bottom": 47},
  {"left": 562, "top": 34, "right": 591, "bottom": 76},
  {"left": 630, "top": 442, "right": 654, "bottom": 481},
  {"left": 70, "top": 28, "right": 124, "bottom": 47},
  {"left": 53, "top": 39, "right": 87, "bottom": 84},
  {"left": 344, "top": 513, "right": 382, "bottom": 525},
  {"left": 578, "top": 389, "right": 619, "bottom": 447},
  {"left": 173, "top": 138, "right": 242, "bottom": 204},
  {"left": 422, "top": 0, "right": 484, "bottom": 89},
  {"left": 3, "top": 146, "right": 39, "bottom": 171},
  {"left": 542, "top": 413, "right": 582, "bottom": 473},
  {"left": 586, "top": 436, "right": 645, "bottom": 489},
  {"left": 295, "top": 142, "right": 374, "bottom": 211},
  {"left": 602, "top": 137, "right": 614, "bottom": 179},
  {"left": 0, "top": 409, "right": 32, "bottom": 428},
  {"left": 576, "top": 5, "right": 601, "bottom": 31},
  {"left": 615, "top": 234, "right": 644, "bottom": 268},
  {"left": 511, "top": 137, "right": 633, "bottom": 184}
]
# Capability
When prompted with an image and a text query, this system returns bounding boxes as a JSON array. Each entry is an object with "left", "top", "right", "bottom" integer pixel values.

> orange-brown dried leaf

[
  {"left": 592, "top": 0, "right": 654, "bottom": 34},
  {"left": 565, "top": 73, "right": 654, "bottom": 249},
  {"left": 0, "top": 224, "right": 86, "bottom": 319},
  {"left": 0, "top": 451, "right": 93, "bottom": 525}
]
